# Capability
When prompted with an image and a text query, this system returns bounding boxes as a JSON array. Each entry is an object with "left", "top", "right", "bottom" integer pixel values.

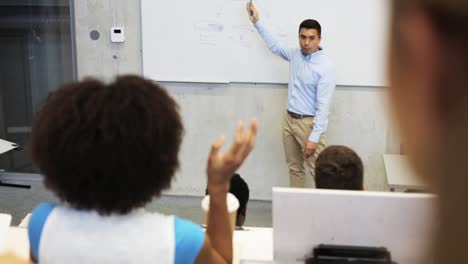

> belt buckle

[{"left": 288, "top": 111, "right": 300, "bottom": 119}]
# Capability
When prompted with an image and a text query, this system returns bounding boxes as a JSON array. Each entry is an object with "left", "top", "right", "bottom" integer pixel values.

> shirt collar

[{"left": 302, "top": 47, "right": 323, "bottom": 60}]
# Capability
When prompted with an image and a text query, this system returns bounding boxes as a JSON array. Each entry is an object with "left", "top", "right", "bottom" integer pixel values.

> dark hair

[
  {"left": 315, "top": 146, "right": 363, "bottom": 190},
  {"left": 205, "top": 173, "right": 249, "bottom": 215},
  {"left": 229, "top": 174, "right": 249, "bottom": 216},
  {"left": 30, "top": 75, "right": 184, "bottom": 215},
  {"left": 299, "top": 19, "right": 322, "bottom": 37}
]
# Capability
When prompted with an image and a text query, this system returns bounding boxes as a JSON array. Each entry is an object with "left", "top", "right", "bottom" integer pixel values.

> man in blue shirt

[{"left": 247, "top": 3, "right": 336, "bottom": 188}]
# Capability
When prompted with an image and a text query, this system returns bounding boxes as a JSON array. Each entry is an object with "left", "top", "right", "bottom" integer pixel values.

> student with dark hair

[
  {"left": 26, "top": 75, "right": 257, "bottom": 264},
  {"left": 229, "top": 174, "right": 249, "bottom": 227},
  {"left": 315, "top": 145, "right": 364, "bottom": 190},
  {"left": 206, "top": 173, "right": 250, "bottom": 227},
  {"left": 247, "top": 3, "right": 336, "bottom": 188}
]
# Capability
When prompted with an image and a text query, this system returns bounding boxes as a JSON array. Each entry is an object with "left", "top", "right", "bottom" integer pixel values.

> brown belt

[{"left": 287, "top": 110, "right": 314, "bottom": 119}]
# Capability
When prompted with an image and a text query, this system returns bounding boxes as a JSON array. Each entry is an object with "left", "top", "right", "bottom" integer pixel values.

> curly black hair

[
  {"left": 30, "top": 75, "right": 184, "bottom": 215},
  {"left": 315, "top": 145, "right": 363, "bottom": 190}
]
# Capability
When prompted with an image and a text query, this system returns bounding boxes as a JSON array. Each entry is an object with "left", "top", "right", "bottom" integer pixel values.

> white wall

[{"left": 74, "top": 0, "right": 397, "bottom": 200}]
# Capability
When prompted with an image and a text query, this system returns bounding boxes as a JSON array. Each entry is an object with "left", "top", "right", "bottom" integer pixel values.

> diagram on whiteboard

[{"left": 194, "top": 20, "right": 224, "bottom": 45}]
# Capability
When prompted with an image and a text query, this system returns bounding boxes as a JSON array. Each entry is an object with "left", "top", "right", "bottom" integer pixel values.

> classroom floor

[{"left": 0, "top": 176, "right": 272, "bottom": 227}]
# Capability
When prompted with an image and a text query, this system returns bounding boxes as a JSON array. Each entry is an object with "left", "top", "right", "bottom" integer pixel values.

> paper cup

[{"left": 202, "top": 193, "right": 239, "bottom": 230}]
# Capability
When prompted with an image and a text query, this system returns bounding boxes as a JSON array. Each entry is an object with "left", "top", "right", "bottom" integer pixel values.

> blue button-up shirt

[{"left": 255, "top": 20, "right": 336, "bottom": 143}]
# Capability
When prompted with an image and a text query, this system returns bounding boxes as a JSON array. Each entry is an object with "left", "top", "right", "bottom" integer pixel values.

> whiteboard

[{"left": 141, "top": 0, "right": 390, "bottom": 86}]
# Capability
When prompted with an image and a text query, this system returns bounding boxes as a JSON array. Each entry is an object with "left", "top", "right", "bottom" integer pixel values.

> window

[{"left": 0, "top": 0, "right": 75, "bottom": 172}]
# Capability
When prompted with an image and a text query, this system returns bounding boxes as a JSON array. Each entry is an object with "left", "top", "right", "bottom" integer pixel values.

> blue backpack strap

[
  {"left": 174, "top": 216, "right": 205, "bottom": 264},
  {"left": 28, "top": 203, "right": 57, "bottom": 261}
]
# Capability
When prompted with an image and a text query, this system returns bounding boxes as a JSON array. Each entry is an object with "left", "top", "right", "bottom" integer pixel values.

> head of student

[
  {"left": 205, "top": 173, "right": 250, "bottom": 227},
  {"left": 388, "top": 0, "right": 468, "bottom": 262},
  {"left": 298, "top": 19, "right": 322, "bottom": 55},
  {"left": 30, "top": 75, "right": 184, "bottom": 215},
  {"left": 229, "top": 173, "right": 249, "bottom": 226},
  {"left": 315, "top": 145, "right": 363, "bottom": 190}
]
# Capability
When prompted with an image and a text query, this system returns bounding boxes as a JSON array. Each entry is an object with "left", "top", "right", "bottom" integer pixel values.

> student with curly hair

[{"left": 27, "top": 75, "right": 257, "bottom": 264}]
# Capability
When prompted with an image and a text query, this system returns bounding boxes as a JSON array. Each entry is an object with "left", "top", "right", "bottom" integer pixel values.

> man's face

[{"left": 299, "top": 28, "right": 321, "bottom": 55}]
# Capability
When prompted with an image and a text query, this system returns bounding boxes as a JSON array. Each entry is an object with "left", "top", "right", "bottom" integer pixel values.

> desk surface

[
  {"left": 5, "top": 226, "right": 273, "bottom": 263},
  {"left": 5, "top": 227, "right": 29, "bottom": 260},
  {"left": 234, "top": 227, "right": 273, "bottom": 263},
  {"left": 0, "top": 214, "right": 12, "bottom": 257},
  {"left": 383, "top": 154, "right": 426, "bottom": 190}
]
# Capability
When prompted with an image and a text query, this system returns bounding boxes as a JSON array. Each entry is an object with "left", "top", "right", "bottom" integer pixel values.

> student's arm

[
  {"left": 246, "top": 3, "right": 292, "bottom": 61},
  {"left": 196, "top": 119, "right": 257, "bottom": 264},
  {"left": 195, "top": 236, "right": 226, "bottom": 263}
]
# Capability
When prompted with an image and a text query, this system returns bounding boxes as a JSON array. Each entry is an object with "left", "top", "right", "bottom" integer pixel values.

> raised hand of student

[{"left": 206, "top": 119, "right": 257, "bottom": 194}]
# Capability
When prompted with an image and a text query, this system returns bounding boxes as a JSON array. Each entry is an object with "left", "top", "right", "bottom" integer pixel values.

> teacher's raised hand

[{"left": 246, "top": 2, "right": 259, "bottom": 23}]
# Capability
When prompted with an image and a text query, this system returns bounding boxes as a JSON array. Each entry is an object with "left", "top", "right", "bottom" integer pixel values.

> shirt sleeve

[
  {"left": 174, "top": 216, "right": 205, "bottom": 264},
  {"left": 254, "top": 19, "right": 292, "bottom": 61},
  {"left": 309, "top": 65, "right": 336, "bottom": 142},
  {"left": 28, "top": 203, "right": 57, "bottom": 261}
]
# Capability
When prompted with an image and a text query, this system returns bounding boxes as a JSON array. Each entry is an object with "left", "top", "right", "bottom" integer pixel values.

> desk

[
  {"left": 5, "top": 227, "right": 29, "bottom": 260},
  {"left": 234, "top": 227, "right": 273, "bottom": 263},
  {"left": 383, "top": 154, "right": 426, "bottom": 192},
  {"left": 5, "top": 226, "right": 273, "bottom": 263}
]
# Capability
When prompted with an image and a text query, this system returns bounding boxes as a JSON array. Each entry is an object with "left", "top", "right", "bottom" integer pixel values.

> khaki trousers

[{"left": 282, "top": 112, "right": 326, "bottom": 188}]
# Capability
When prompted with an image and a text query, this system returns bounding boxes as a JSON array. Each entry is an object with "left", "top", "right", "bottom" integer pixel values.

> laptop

[{"left": 273, "top": 188, "right": 436, "bottom": 264}]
